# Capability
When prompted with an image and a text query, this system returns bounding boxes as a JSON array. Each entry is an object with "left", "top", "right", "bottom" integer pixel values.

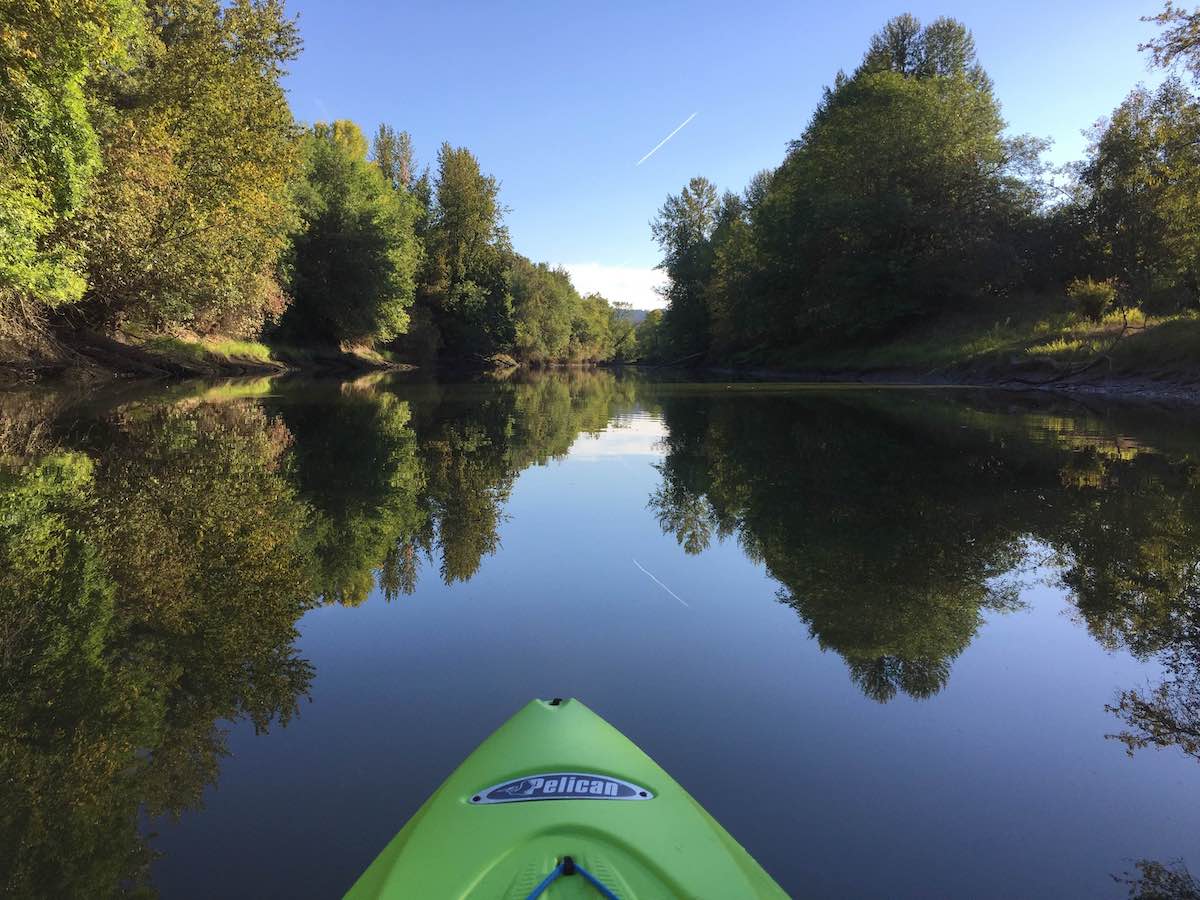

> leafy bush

[
  {"left": 1067, "top": 278, "right": 1119, "bottom": 323},
  {"left": 283, "top": 122, "right": 421, "bottom": 344}
]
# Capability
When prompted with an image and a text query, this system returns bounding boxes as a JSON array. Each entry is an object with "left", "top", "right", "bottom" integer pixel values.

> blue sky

[{"left": 283, "top": 1, "right": 1166, "bottom": 307}]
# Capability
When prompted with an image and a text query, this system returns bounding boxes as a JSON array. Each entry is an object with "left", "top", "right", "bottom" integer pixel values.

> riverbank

[
  {"left": 703, "top": 364, "right": 1200, "bottom": 404},
  {"left": 0, "top": 328, "right": 413, "bottom": 386},
  {"left": 705, "top": 302, "right": 1200, "bottom": 404},
  {"left": 4, "top": 307, "right": 1200, "bottom": 406}
]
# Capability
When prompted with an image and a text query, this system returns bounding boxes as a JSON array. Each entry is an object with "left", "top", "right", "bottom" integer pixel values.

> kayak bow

[{"left": 345, "top": 698, "right": 788, "bottom": 899}]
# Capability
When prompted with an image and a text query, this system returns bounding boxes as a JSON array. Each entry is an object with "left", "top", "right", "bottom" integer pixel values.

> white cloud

[
  {"left": 559, "top": 262, "right": 667, "bottom": 310},
  {"left": 567, "top": 416, "right": 667, "bottom": 460}
]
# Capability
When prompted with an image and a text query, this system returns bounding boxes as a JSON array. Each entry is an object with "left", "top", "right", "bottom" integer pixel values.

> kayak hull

[{"left": 345, "top": 698, "right": 787, "bottom": 899}]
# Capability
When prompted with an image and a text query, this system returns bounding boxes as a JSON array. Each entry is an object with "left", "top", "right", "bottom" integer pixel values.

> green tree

[
  {"left": 508, "top": 256, "right": 575, "bottom": 363},
  {"left": 862, "top": 13, "right": 991, "bottom": 85},
  {"left": 0, "top": 0, "right": 143, "bottom": 336},
  {"left": 325, "top": 118, "right": 369, "bottom": 159},
  {"left": 754, "top": 15, "right": 1042, "bottom": 341},
  {"left": 569, "top": 292, "right": 617, "bottom": 362},
  {"left": 704, "top": 188, "right": 759, "bottom": 355},
  {"left": 633, "top": 308, "right": 666, "bottom": 361},
  {"left": 282, "top": 120, "right": 422, "bottom": 343},
  {"left": 372, "top": 123, "right": 415, "bottom": 191},
  {"left": 75, "top": 0, "right": 302, "bottom": 336},
  {"left": 504, "top": 259, "right": 629, "bottom": 365},
  {"left": 651, "top": 176, "right": 720, "bottom": 359},
  {"left": 659, "top": 15, "right": 1046, "bottom": 358},
  {"left": 416, "top": 144, "right": 513, "bottom": 357},
  {"left": 1142, "top": 3, "right": 1200, "bottom": 81},
  {"left": 1077, "top": 79, "right": 1200, "bottom": 312}
]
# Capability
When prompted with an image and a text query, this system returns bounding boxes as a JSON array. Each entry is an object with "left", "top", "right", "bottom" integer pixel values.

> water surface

[{"left": 2, "top": 373, "right": 1198, "bottom": 898}]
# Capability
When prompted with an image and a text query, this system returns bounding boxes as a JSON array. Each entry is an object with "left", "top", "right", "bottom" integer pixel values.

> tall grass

[
  {"left": 145, "top": 335, "right": 277, "bottom": 365},
  {"left": 764, "top": 293, "right": 1200, "bottom": 377}
]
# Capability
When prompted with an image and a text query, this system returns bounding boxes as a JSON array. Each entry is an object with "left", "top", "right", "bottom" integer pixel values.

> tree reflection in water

[
  {"left": 0, "top": 371, "right": 634, "bottom": 896},
  {"left": 649, "top": 388, "right": 1200, "bottom": 741},
  {"left": 2, "top": 375, "right": 1199, "bottom": 895}
]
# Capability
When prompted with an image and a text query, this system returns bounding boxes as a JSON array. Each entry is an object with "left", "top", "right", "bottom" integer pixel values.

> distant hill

[{"left": 614, "top": 308, "right": 651, "bottom": 325}]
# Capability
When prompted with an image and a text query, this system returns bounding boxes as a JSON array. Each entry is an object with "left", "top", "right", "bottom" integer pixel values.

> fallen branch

[{"left": 1002, "top": 309, "right": 1133, "bottom": 387}]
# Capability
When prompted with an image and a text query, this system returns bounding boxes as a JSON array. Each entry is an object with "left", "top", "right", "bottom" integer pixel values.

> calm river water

[{"left": 1, "top": 372, "right": 1198, "bottom": 898}]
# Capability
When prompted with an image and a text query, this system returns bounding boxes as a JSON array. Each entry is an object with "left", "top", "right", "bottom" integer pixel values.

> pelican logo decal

[{"left": 471, "top": 773, "right": 653, "bottom": 804}]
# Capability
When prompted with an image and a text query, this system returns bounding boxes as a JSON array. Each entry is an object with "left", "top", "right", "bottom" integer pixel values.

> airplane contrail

[
  {"left": 635, "top": 112, "right": 698, "bottom": 166},
  {"left": 633, "top": 558, "right": 690, "bottom": 607}
]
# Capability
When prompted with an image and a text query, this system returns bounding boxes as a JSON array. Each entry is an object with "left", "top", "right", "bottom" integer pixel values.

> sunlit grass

[
  {"left": 203, "top": 338, "right": 274, "bottom": 362},
  {"left": 1025, "top": 337, "right": 1090, "bottom": 357},
  {"left": 761, "top": 295, "right": 1200, "bottom": 379},
  {"left": 144, "top": 334, "right": 280, "bottom": 366}
]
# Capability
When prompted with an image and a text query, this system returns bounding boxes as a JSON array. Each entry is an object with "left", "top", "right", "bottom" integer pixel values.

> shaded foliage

[
  {"left": 652, "top": 177, "right": 720, "bottom": 357},
  {"left": 281, "top": 121, "right": 421, "bottom": 344},
  {"left": 1075, "top": 79, "right": 1200, "bottom": 313},
  {"left": 641, "top": 9, "right": 1200, "bottom": 363},
  {"left": 648, "top": 15, "right": 1047, "bottom": 361}
]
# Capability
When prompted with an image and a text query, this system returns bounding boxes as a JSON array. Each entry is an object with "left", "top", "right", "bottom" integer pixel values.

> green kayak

[{"left": 345, "top": 698, "right": 788, "bottom": 899}]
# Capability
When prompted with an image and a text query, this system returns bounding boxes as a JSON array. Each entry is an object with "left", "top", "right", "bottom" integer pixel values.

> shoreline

[
  {"left": 699, "top": 363, "right": 1200, "bottom": 404},
  {"left": 0, "top": 330, "right": 413, "bottom": 387},
  {"left": 4, "top": 335, "right": 1199, "bottom": 406}
]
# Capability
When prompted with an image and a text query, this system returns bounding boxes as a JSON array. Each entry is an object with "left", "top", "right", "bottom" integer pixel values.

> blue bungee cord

[{"left": 525, "top": 856, "right": 619, "bottom": 900}]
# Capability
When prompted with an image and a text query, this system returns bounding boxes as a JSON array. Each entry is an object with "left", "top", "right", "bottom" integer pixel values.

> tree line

[
  {"left": 0, "top": 1, "right": 637, "bottom": 367},
  {"left": 644, "top": 7, "right": 1200, "bottom": 363}
]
